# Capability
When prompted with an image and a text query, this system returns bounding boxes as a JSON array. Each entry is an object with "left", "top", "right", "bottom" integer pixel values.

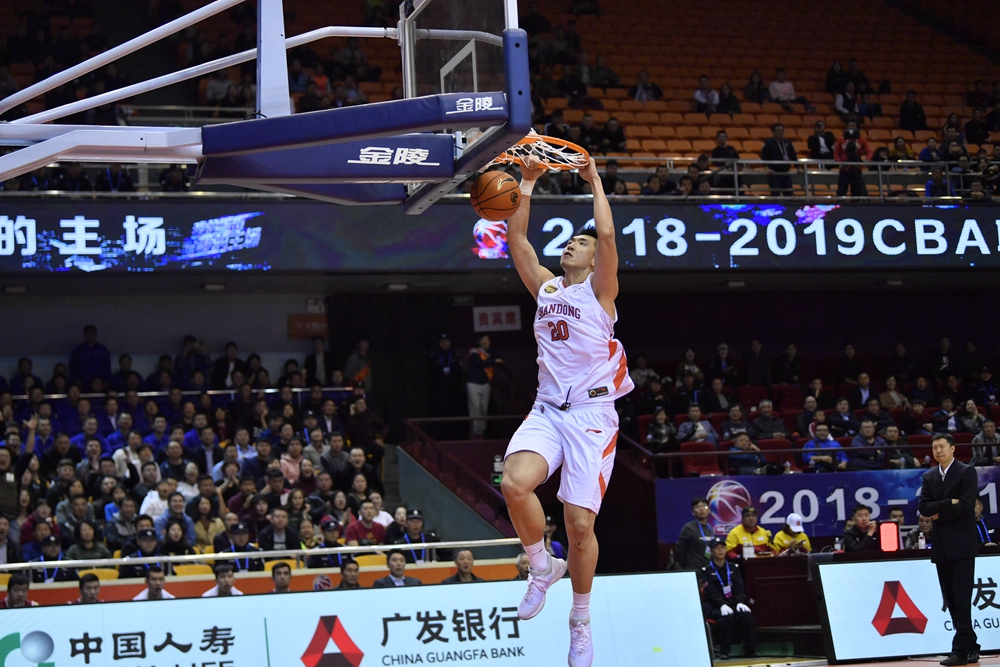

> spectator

[
  {"left": 591, "top": 56, "right": 618, "bottom": 89},
  {"left": 708, "top": 343, "right": 739, "bottom": 385},
  {"left": 967, "top": 80, "right": 990, "bottom": 108},
  {"left": 768, "top": 69, "right": 814, "bottom": 112},
  {"left": 674, "top": 497, "right": 714, "bottom": 571},
  {"left": 834, "top": 82, "right": 858, "bottom": 121},
  {"left": 93, "top": 163, "right": 135, "bottom": 192},
  {"left": 440, "top": 549, "right": 485, "bottom": 584},
  {"left": 627, "top": 70, "right": 662, "bottom": 102},
  {"left": 0, "top": 512, "right": 21, "bottom": 564},
  {"left": 30, "top": 534, "right": 78, "bottom": 583},
  {"left": 931, "top": 396, "right": 961, "bottom": 433},
  {"left": 773, "top": 343, "right": 803, "bottom": 385},
  {"left": 65, "top": 519, "right": 111, "bottom": 561},
  {"left": 904, "top": 514, "right": 932, "bottom": 550},
  {"left": 202, "top": 564, "right": 243, "bottom": 597},
  {"left": 271, "top": 561, "right": 293, "bottom": 593},
  {"left": 160, "top": 518, "right": 196, "bottom": 560},
  {"left": 720, "top": 405, "right": 753, "bottom": 442},
  {"left": 694, "top": 75, "right": 719, "bottom": 114},
  {"left": 700, "top": 537, "right": 758, "bottom": 660},
  {"left": 155, "top": 492, "right": 196, "bottom": 545},
  {"left": 1, "top": 574, "right": 37, "bottom": 608},
  {"left": 466, "top": 335, "right": 500, "bottom": 439},
  {"left": 677, "top": 406, "right": 719, "bottom": 446},
  {"left": 192, "top": 496, "right": 225, "bottom": 549},
  {"left": 848, "top": 372, "right": 875, "bottom": 410},
  {"left": 825, "top": 61, "right": 848, "bottom": 95},
  {"left": 753, "top": 400, "right": 789, "bottom": 440},
  {"left": 925, "top": 166, "right": 956, "bottom": 197},
  {"left": 834, "top": 125, "right": 871, "bottom": 197},
  {"left": 640, "top": 175, "right": 661, "bottom": 196},
  {"left": 849, "top": 420, "right": 886, "bottom": 470},
  {"left": 307, "top": 519, "right": 348, "bottom": 568},
  {"left": 899, "top": 90, "right": 928, "bottom": 132},
  {"left": 346, "top": 398, "right": 389, "bottom": 468},
  {"left": 521, "top": 3, "right": 551, "bottom": 36},
  {"left": 724, "top": 507, "right": 771, "bottom": 559},
  {"left": 211, "top": 342, "right": 247, "bottom": 390},
  {"left": 716, "top": 83, "right": 741, "bottom": 115},
  {"left": 130, "top": 563, "right": 172, "bottom": 599},
  {"left": 889, "top": 136, "right": 916, "bottom": 161},
  {"left": 844, "top": 503, "right": 878, "bottom": 551},
  {"left": 971, "top": 421, "right": 1000, "bottom": 467},
  {"left": 728, "top": 433, "right": 764, "bottom": 474},
  {"left": 885, "top": 425, "right": 916, "bottom": 469},
  {"left": 393, "top": 508, "right": 442, "bottom": 563},
  {"left": 344, "top": 499, "right": 385, "bottom": 546},
  {"left": 838, "top": 344, "right": 862, "bottom": 384},
  {"left": 224, "top": 522, "right": 265, "bottom": 571},
  {"left": 257, "top": 506, "right": 301, "bottom": 553},
  {"left": 597, "top": 117, "right": 626, "bottom": 153},
  {"left": 743, "top": 71, "right": 768, "bottom": 105},
  {"left": 829, "top": 398, "right": 860, "bottom": 438},
  {"left": 710, "top": 131, "right": 739, "bottom": 191},
  {"left": 862, "top": 398, "right": 894, "bottom": 433},
  {"left": 702, "top": 378, "right": 732, "bottom": 414},
  {"left": 795, "top": 396, "right": 819, "bottom": 437},
  {"left": 761, "top": 124, "right": 796, "bottom": 197},
  {"left": 973, "top": 368, "right": 997, "bottom": 408},
  {"left": 958, "top": 399, "right": 986, "bottom": 435},
  {"left": 974, "top": 498, "right": 997, "bottom": 546},
  {"left": 334, "top": 558, "right": 362, "bottom": 590},
  {"left": 372, "top": 549, "right": 422, "bottom": 587},
  {"left": 965, "top": 108, "right": 990, "bottom": 146},
  {"left": 802, "top": 423, "right": 847, "bottom": 472},
  {"left": 646, "top": 409, "right": 676, "bottom": 452},
  {"left": 771, "top": 513, "right": 812, "bottom": 554},
  {"left": 857, "top": 92, "right": 882, "bottom": 122},
  {"left": 846, "top": 59, "right": 869, "bottom": 93}
]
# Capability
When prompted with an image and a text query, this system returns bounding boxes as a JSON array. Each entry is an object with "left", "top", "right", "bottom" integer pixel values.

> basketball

[{"left": 470, "top": 171, "right": 521, "bottom": 221}]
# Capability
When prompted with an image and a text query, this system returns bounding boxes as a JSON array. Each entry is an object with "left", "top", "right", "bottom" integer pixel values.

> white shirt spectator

[
  {"left": 177, "top": 481, "right": 199, "bottom": 501},
  {"left": 769, "top": 80, "right": 797, "bottom": 102},
  {"left": 373, "top": 510, "right": 393, "bottom": 527},
  {"left": 133, "top": 588, "right": 175, "bottom": 600},
  {"left": 202, "top": 585, "right": 244, "bottom": 597},
  {"left": 139, "top": 492, "right": 168, "bottom": 520},
  {"left": 694, "top": 88, "right": 719, "bottom": 110}
]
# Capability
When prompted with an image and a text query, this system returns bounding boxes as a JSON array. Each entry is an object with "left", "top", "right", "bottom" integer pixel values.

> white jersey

[{"left": 533, "top": 274, "right": 633, "bottom": 408}]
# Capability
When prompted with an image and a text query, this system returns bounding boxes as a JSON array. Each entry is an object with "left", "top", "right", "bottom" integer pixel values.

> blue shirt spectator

[
  {"left": 728, "top": 433, "right": 764, "bottom": 472},
  {"left": 802, "top": 425, "right": 847, "bottom": 472},
  {"left": 9, "top": 358, "right": 43, "bottom": 395},
  {"left": 925, "top": 168, "right": 956, "bottom": 198},
  {"left": 154, "top": 493, "right": 197, "bottom": 545},
  {"left": 68, "top": 325, "right": 112, "bottom": 387},
  {"left": 676, "top": 406, "right": 720, "bottom": 447},
  {"left": 69, "top": 419, "right": 111, "bottom": 457},
  {"left": 848, "top": 421, "right": 886, "bottom": 469}
]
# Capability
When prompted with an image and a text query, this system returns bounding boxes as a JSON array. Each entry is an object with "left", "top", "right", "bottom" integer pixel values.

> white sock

[
  {"left": 571, "top": 591, "right": 591, "bottom": 620},
  {"left": 525, "top": 540, "right": 548, "bottom": 571}
]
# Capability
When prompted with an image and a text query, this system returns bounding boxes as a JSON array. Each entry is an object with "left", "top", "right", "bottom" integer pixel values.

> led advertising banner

[
  {"left": 0, "top": 200, "right": 998, "bottom": 273},
  {"left": 0, "top": 572, "right": 711, "bottom": 667},
  {"left": 655, "top": 467, "right": 1000, "bottom": 542},
  {"left": 818, "top": 556, "right": 1000, "bottom": 663}
]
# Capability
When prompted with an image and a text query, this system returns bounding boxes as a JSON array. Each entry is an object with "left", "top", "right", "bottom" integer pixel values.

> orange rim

[{"left": 492, "top": 133, "right": 591, "bottom": 171}]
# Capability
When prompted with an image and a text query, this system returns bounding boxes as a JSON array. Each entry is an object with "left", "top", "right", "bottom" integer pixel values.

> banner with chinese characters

[
  {"left": 655, "top": 468, "right": 1000, "bottom": 543},
  {"left": 472, "top": 305, "right": 521, "bottom": 332},
  {"left": 0, "top": 573, "right": 711, "bottom": 667},
  {"left": 818, "top": 556, "right": 1000, "bottom": 662},
  {"left": 4, "top": 200, "right": 1000, "bottom": 274}
]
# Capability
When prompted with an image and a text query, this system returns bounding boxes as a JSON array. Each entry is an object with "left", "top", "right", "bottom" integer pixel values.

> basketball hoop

[{"left": 489, "top": 130, "right": 591, "bottom": 171}]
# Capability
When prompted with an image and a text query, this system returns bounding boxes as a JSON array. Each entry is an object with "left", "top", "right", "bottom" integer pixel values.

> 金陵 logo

[
  {"left": 0, "top": 631, "right": 55, "bottom": 666},
  {"left": 871, "top": 581, "right": 928, "bottom": 636},
  {"left": 302, "top": 616, "right": 364, "bottom": 667}
]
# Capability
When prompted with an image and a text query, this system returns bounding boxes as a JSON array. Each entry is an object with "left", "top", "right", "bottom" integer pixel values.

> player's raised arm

[
  {"left": 578, "top": 158, "right": 619, "bottom": 307},
  {"left": 507, "top": 156, "right": 555, "bottom": 296}
]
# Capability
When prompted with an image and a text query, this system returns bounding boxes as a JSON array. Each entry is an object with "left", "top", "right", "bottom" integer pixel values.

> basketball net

[{"left": 489, "top": 130, "right": 590, "bottom": 171}]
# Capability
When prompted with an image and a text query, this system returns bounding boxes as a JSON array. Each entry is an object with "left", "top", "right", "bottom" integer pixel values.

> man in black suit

[
  {"left": 760, "top": 123, "right": 797, "bottom": 197},
  {"left": 210, "top": 342, "right": 247, "bottom": 389},
  {"left": 371, "top": 549, "right": 422, "bottom": 588},
  {"left": 918, "top": 433, "right": 979, "bottom": 666},
  {"left": 304, "top": 336, "right": 336, "bottom": 386}
]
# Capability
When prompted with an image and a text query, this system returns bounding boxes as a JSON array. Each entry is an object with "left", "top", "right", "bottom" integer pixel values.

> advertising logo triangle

[
  {"left": 302, "top": 616, "right": 364, "bottom": 667},
  {"left": 871, "top": 581, "right": 928, "bottom": 636}
]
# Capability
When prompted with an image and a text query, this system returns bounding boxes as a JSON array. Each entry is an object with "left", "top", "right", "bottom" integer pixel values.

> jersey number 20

[{"left": 547, "top": 320, "right": 570, "bottom": 341}]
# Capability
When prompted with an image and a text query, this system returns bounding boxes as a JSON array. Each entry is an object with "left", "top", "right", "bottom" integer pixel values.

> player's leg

[
  {"left": 564, "top": 503, "right": 598, "bottom": 667},
  {"left": 502, "top": 408, "right": 568, "bottom": 620}
]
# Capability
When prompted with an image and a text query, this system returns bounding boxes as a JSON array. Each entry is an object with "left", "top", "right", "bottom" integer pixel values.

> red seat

[
  {"left": 709, "top": 412, "right": 728, "bottom": 432},
  {"left": 757, "top": 438, "right": 800, "bottom": 470},
  {"left": 772, "top": 385, "right": 802, "bottom": 411},
  {"left": 674, "top": 413, "right": 691, "bottom": 429},
  {"left": 637, "top": 414, "right": 654, "bottom": 441},
  {"left": 782, "top": 409, "right": 802, "bottom": 435},
  {"left": 737, "top": 386, "right": 769, "bottom": 409},
  {"left": 680, "top": 441, "right": 723, "bottom": 476},
  {"left": 908, "top": 434, "right": 933, "bottom": 462}
]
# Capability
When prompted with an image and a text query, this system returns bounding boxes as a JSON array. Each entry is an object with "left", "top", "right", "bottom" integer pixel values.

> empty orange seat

[
  {"left": 725, "top": 127, "right": 750, "bottom": 139},
  {"left": 779, "top": 115, "right": 804, "bottom": 127},
  {"left": 625, "top": 139, "right": 643, "bottom": 151},
  {"left": 666, "top": 100, "right": 692, "bottom": 112},
  {"left": 641, "top": 139, "right": 668, "bottom": 151},
  {"left": 660, "top": 112, "right": 684, "bottom": 125},
  {"left": 635, "top": 111, "right": 660, "bottom": 125},
  {"left": 757, "top": 114, "right": 780, "bottom": 127},
  {"left": 692, "top": 140, "right": 716, "bottom": 152},
  {"left": 628, "top": 125, "right": 651, "bottom": 138},
  {"left": 645, "top": 100, "right": 668, "bottom": 111},
  {"left": 683, "top": 113, "right": 709, "bottom": 125},
  {"left": 607, "top": 88, "right": 628, "bottom": 99},
  {"left": 872, "top": 116, "right": 895, "bottom": 128},
  {"left": 619, "top": 100, "right": 644, "bottom": 111},
  {"left": 667, "top": 139, "right": 693, "bottom": 152},
  {"left": 590, "top": 110, "right": 610, "bottom": 123},
  {"left": 676, "top": 126, "right": 702, "bottom": 139},
  {"left": 564, "top": 110, "right": 584, "bottom": 123},
  {"left": 868, "top": 129, "right": 892, "bottom": 141},
  {"left": 708, "top": 113, "right": 734, "bottom": 126},
  {"left": 749, "top": 127, "right": 774, "bottom": 139},
  {"left": 733, "top": 113, "right": 756, "bottom": 126},
  {"left": 650, "top": 126, "right": 676, "bottom": 139}
]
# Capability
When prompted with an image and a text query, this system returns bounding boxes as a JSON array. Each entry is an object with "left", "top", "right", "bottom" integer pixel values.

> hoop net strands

[{"left": 489, "top": 131, "right": 591, "bottom": 171}]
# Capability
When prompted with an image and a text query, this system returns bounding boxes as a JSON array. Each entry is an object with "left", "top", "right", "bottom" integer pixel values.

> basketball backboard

[{"left": 0, "top": 0, "right": 530, "bottom": 214}]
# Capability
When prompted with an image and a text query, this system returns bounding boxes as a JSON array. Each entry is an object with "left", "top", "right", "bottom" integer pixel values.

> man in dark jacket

[
  {"left": 918, "top": 433, "right": 980, "bottom": 666},
  {"left": 844, "top": 503, "right": 878, "bottom": 551},
  {"left": 675, "top": 497, "right": 714, "bottom": 570},
  {"left": 371, "top": 550, "right": 422, "bottom": 587},
  {"left": 304, "top": 336, "right": 335, "bottom": 386},
  {"left": 466, "top": 335, "right": 501, "bottom": 438},
  {"left": 345, "top": 398, "right": 389, "bottom": 468},
  {"left": 760, "top": 124, "right": 797, "bottom": 197},
  {"left": 898, "top": 90, "right": 927, "bottom": 132},
  {"left": 700, "top": 538, "right": 756, "bottom": 660}
]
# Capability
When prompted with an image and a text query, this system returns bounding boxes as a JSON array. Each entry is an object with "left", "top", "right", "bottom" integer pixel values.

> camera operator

[{"left": 834, "top": 121, "right": 872, "bottom": 198}]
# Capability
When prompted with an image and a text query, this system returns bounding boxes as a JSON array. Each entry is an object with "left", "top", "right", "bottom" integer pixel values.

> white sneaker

[
  {"left": 568, "top": 617, "right": 594, "bottom": 667},
  {"left": 517, "top": 554, "right": 567, "bottom": 620}
]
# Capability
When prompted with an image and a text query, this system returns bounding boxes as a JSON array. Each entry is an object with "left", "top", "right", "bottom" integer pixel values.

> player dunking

[{"left": 501, "top": 155, "right": 632, "bottom": 667}]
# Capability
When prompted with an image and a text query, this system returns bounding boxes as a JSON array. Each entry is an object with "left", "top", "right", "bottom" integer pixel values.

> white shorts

[{"left": 504, "top": 401, "right": 619, "bottom": 514}]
